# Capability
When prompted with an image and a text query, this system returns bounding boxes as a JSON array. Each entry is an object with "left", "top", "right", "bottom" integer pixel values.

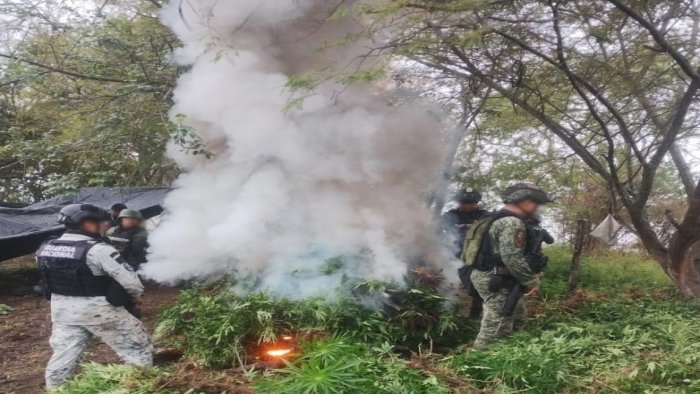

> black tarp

[
  {"left": 0, "top": 202, "right": 28, "bottom": 209},
  {"left": 0, "top": 187, "right": 171, "bottom": 262}
]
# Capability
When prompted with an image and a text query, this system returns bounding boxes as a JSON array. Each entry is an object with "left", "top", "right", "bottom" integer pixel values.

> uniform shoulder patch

[{"left": 514, "top": 230, "right": 526, "bottom": 248}]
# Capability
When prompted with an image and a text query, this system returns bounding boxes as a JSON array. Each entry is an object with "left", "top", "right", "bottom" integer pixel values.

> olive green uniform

[
  {"left": 105, "top": 226, "right": 149, "bottom": 268},
  {"left": 471, "top": 216, "right": 540, "bottom": 350}
]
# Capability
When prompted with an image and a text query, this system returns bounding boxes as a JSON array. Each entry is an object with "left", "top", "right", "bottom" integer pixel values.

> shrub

[
  {"left": 52, "top": 364, "right": 173, "bottom": 394},
  {"left": 63, "top": 249, "right": 700, "bottom": 393},
  {"left": 446, "top": 296, "right": 700, "bottom": 393},
  {"left": 155, "top": 281, "right": 471, "bottom": 368},
  {"left": 253, "top": 335, "right": 456, "bottom": 394}
]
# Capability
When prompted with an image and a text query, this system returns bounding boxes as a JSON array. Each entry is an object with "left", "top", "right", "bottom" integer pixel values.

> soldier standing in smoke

[
  {"left": 105, "top": 209, "right": 149, "bottom": 319},
  {"left": 106, "top": 209, "right": 149, "bottom": 269},
  {"left": 462, "top": 184, "right": 553, "bottom": 350},
  {"left": 441, "top": 188, "right": 486, "bottom": 318},
  {"left": 37, "top": 204, "right": 152, "bottom": 390}
]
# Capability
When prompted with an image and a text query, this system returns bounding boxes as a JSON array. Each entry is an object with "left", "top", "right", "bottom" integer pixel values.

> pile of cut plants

[{"left": 56, "top": 249, "right": 700, "bottom": 393}]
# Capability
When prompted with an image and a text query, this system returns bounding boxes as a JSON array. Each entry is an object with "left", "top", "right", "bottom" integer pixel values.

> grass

[
  {"left": 52, "top": 364, "right": 172, "bottom": 394},
  {"left": 154, "top": 280, "right": 473, "bottom": 369},
  {"left": 540, "top": 245, "right": 674, "bottom": 299},
  {"left": 57, "top": 247, "right": 700, "bottom": 394},
  {"left": 448, "top": 296, "right": 700, "bottom": 393}
]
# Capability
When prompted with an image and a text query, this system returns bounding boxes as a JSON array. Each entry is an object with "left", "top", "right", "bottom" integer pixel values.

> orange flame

[
  {"left": 266, "top": 349, "right": 292, "bottom": 357},
  {"left": 282, "top": 336, "right": 293, "bottom": 340}
]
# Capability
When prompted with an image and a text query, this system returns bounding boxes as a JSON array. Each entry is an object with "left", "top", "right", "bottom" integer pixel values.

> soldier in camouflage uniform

[
  {"left": 38, "top": 204, "right": 152, "bottom": 390},
  {"left": 468, "top": 184, "right": 553, "bottom": 350},
  {"left": 106, "top": 209, "right": 149, "bottom": 269}
]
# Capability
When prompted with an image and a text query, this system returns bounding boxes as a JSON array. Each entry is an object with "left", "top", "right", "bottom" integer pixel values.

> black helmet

[
  {"left": 456, "top": 187, "right": 482, "bottom": 203},
  {"left": 502, "top": 183, "right": 554, "bottom": 205},
  {"left": 58, "top": 204, "right": 107, "bottom": 226}
]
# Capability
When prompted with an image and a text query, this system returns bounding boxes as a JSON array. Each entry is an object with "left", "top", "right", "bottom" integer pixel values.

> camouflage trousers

[
  {"left": 470, "top": 270, "right": 526, "bottom": 350},
  {"left": 45, "top": 313, "right": 152, "bottom": 389}
]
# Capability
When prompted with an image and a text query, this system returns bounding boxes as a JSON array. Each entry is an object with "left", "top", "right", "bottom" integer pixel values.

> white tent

[{"left": 590, "top": 214, "right": 622, "bottom": 246}]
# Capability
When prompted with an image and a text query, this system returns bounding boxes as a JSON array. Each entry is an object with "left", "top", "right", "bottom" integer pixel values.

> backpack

[{"left": 460, "top": 210, "right": 520, "bottom": 267}]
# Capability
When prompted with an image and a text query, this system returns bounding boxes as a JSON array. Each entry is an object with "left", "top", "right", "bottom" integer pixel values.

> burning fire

[
  {"left": 266, "top": 349, "right": 292, "bottom": 357},
  {"left": 262, "top": 334, "right": 295, "bottom": 358}
]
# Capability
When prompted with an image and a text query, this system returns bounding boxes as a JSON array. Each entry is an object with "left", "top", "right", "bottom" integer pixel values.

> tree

[
  {"left": 0, "top": 0, "right": 179, "bottom": 202},
  {"left": 371, "top": 0, "right": 700, "bottom": 295}
]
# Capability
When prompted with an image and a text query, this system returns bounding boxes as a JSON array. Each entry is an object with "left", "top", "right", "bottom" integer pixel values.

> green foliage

[
  {"left": 255, "top": 336, "right": 372, "bottom": 394},
  {"left": 337, "top": 69, "right": 385, "bottom": 85},
  {"left": 0, "top": 1, "right": 180, "bottom": 202},
  {"left": 0, "top": 304, "right": 12, "bottom": 315},
  {"left": 254, "top": 335, "right": 456, "bottom": 394},
  {"left": 155, "top": 281, "right": 472, "bottom": 369},
  {"left": 63, "top": 248, "right": 700, "bottom": 393},
  {"left": 448, "top": 297, "right": 700, "bottom": 393},
  {"left": 169, "top": 115, "right": 213, "bottom": 159},
  {"left": 51, "top": 364, "right": 176, "bottom": 394},
  {"left": 286, "top": 73, "right": 320, "bottom": 92},
  {"left": 541, "top": 246, "right": 673, "bottom": 300}
]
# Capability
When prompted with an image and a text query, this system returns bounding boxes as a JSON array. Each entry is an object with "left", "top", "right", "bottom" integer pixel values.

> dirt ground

[{"left": 0, "top": 258, "right": 181, "bottom": 394}]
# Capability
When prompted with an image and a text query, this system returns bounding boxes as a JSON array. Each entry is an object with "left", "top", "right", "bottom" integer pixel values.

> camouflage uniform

[
  {"left": 44, "top": 233, "right": 152, "bottom": 390},
  {"left": 105, "top": 225, "right": 149, "bottom": 268},
  {"left": 470, "top": 216, "right": 540, "bottom": 350}
]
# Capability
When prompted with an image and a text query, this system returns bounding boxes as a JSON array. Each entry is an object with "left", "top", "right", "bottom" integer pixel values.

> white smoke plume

[{"left": 142, "top": 0, "right": 453, "bottom": 298}]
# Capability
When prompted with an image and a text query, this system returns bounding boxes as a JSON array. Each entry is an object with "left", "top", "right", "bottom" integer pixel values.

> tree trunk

[
  {"left": 662, "top": 180, "right": 700, "bottom": 296},
  {"left": 650, "top": 251, "right": 700, "bottom": 297},
  {"left": 568, "top": 219, "right": 586, "bottom": 292},
  {"left": 625, "top": 202, "right": 700, "bottom": 296},
  {"left": 644, "top": 225, "right": 700, "bottom": 297}
]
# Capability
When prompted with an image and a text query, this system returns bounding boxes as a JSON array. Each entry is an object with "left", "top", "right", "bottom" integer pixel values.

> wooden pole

[{"left": 568, "top": 219, "right": 587, "bottom": 292}]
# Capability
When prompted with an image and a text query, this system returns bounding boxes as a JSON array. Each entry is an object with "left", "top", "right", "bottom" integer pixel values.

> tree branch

[
  {"left": 0, "top": 53, "right": 136, "bottom": 84},
  {"left": 665, "top": 209, "right": 682, "bottom": 230},
  {"left": 491, "top": 28, "right": 646, "bottom": 165},
  {"left": 549, "top": 2, "right": 622, "bottom": 188},
  {"left": 415, "top": 41, "right": 610, "bottom": 182},
  {"left": 669, "top": 143, "right": 696, "bottom": 199},
  {"left": 637, "top": 77, "right": 700, "bottom": 208},
  {"left": 607, "top": 0, "right": 700, "bottom": 84},
  {"left": 145, "top": 0, "right": 162, "bottom": 8}
]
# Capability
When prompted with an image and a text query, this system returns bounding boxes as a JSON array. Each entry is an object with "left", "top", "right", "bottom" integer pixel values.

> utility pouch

[
  {"left": 488, "top": 269, "right": 516, "bottom": 292},
  {"left": 105, "top": 280, "right": 131, "bottom": 307}
]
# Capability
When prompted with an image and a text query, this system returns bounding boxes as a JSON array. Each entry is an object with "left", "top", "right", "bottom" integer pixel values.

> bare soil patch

[{"left": 0, "top": 265, "right": 180, "bottom": 394}]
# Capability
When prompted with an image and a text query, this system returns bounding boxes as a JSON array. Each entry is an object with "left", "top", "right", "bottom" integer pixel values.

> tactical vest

[
  {"left": 446, "top": 209, "right": 486, "bottom": 235},
  {"left": 461, "top": 210, "right": 536, "bottom": 272},
  {"left": 36, "top": 238, "right": 111, "bottom": 297},
  {"left": 106, "top": 226, "right": 144, "bottom": 262}
]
